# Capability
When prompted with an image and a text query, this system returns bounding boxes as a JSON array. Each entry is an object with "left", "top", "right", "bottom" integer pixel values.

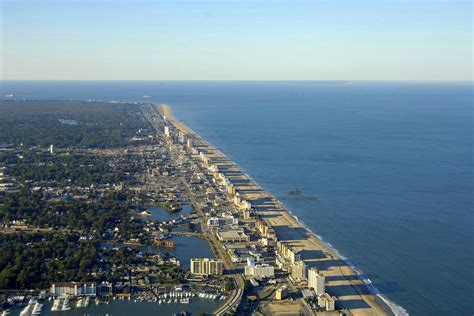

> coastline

[{"left": 156, "top": 103, "right": 403, "bottom": 316}]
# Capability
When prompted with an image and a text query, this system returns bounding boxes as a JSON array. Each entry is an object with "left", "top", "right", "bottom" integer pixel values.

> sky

[{"left": 1, "top": 0, "right": 472, "bottom": 81}]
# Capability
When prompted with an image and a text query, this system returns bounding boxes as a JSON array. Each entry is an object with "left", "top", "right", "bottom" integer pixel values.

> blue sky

[{"left": 1, "top": 0, "right": 472, "bottom": 80}]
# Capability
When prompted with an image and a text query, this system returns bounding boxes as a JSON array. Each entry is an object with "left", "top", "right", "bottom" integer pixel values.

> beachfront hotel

[{"left": 308, "top": 268, "right": 325, "bottom": 295}]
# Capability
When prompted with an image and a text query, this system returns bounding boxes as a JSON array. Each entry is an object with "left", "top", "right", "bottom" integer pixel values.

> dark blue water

[
  {"left": 145, "top": 204, "right": 193, "bottom": 222},
  {"left": 1, "top": 81, "right": 473, "bottom": 315},
  {"left": 103, "top": 234, "right": 214, "bottom": 270}
]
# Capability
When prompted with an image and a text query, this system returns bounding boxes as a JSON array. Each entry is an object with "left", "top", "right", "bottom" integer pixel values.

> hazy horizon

[{"left": 2, "top": 0, "right": 472, "bottom": 81}]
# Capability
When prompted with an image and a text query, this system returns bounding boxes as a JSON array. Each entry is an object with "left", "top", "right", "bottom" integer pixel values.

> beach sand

[{"left": 156, "top": 104, "right": 394, "bottom": 316}]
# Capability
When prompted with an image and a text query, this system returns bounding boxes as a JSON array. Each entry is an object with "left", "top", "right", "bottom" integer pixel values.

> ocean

[{"left": 1, "top": 80, "right": 473, "bottom": 315}]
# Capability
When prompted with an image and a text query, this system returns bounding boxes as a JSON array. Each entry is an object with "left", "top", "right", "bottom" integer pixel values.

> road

[
  {"left": 185, "top": 182, "right": 245, "bottom": 316},
  {"left": 143, "top": 104, "right": 246, "bottom": 315}
]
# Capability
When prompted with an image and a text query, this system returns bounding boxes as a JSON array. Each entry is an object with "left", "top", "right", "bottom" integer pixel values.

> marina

[{"left": 5, "top": 293, "right": 222, "bottom": 316}]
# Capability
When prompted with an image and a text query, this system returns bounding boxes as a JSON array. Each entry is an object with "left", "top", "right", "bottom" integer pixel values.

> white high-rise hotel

[{"left": 308, "top": 267, "right": 325, "bottom": 295}]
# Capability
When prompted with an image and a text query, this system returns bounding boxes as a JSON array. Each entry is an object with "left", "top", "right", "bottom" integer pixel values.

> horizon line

[{"left": 1, "top": 79, "right": 472, "bottom": 83}]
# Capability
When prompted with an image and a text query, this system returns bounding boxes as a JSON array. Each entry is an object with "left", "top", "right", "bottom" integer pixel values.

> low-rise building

[
  {"left": 244, "top": 264, "right": 275, "bottom": 278},
  {"left": 216, "top": 228, "right": 250, "bottom": 243},
  {"left": 317, "top": 293, "right": 335, "bottom": 311},
  {"left": 97, "top": 281, "right": 113, "bottom": 296},
  {"left": 50, "top": 282, "right": 96, "bottom": 297},
  {"left": 207, "top": 217, "right": 220, "bottom": 227},
  {"left": 275, "top": 286, "right": 288, "bottom": 300}
]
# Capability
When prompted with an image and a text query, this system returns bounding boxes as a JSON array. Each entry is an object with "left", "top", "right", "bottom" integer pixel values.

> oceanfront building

[
  {"left": 190, "top": 258, "right": 224, "bottom": 276},
  {"left": 291, "top": 260, "right": 307, "bottom": 282},
  {"left": 318, "top": 293, "right": 335, "bottom": 311},
  {"left": 50, "top": 282, "right": 97, "bottom": 297},
  {"left": 308, "top": 268, "right": 325, "bottom": 295},
  {"left": 277, "top": 241, "right": 301, "bottom": 264},
  {"left": 255, "top": 218, "right": 276, "bottom": 239}
]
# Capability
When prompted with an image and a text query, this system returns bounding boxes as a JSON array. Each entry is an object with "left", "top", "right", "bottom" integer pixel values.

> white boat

[
  {"left": 62, "top": 298, "right": 71, "bottom": 311},
  {"left": 32, "top": 302, "right": 43, "bottom": 315},
  {"left": 76, "top": 298, "right": 82, "bottom": 308},
  {"left": 19, "top": 304, "right": 32, "bottom": 316},
  {"left": 51, "top": 299, "right": 61, "bottom": 312}
]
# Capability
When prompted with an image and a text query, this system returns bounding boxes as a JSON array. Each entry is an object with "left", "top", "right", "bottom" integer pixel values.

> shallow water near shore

[{"left": 1, "top": 80, "right": 473, "bottom": 315}]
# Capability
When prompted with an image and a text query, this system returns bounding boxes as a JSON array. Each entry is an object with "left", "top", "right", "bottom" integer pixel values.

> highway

[{"left": 185, "top": 182, "right": 244, "bottom": 316}]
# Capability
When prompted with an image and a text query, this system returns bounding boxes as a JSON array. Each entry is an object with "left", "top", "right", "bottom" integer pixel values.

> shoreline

[{"left": 156, "top": 103, "right": 404, "bottom": 316}]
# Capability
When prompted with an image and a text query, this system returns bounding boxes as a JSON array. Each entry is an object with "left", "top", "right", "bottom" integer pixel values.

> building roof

[{"left": 301, "top": 289, "right": 314, "bottom": 298}]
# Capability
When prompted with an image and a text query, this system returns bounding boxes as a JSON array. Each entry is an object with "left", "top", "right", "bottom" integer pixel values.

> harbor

[{"left": 4, "top": 291, "right": 223, "bottom": 316}]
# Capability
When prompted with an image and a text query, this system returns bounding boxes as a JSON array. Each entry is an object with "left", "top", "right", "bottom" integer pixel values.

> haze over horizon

[{"left": 1, "top": 0, "right": 472, "bottom": 81}]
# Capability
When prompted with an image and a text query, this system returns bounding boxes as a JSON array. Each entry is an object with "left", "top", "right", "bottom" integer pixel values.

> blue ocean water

[{"left": 1, "top": 81, "right": 473, "bottom": 315}]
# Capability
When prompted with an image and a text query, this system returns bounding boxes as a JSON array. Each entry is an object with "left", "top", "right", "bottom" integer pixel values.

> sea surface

[{"left": 1, "top": 81, "right": 473, "bottom": 315}]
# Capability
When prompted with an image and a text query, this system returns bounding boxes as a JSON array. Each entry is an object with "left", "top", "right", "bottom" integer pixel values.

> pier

[{"left": 155, "top": 104, "right": 392, "bottom": 316}]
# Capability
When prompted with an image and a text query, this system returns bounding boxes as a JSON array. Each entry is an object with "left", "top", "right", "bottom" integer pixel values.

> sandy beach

[{"left": 156, "top": 103, "right": 394, "bottom": 316}]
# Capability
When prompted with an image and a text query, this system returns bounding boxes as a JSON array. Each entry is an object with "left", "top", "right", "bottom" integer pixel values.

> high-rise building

[
  {"left": 190, "top": 258, "right": 224, "bottom": 276},
  {"left": 308, "top": 268, "right": 325, "bottom": 295},
  {"left": 164, "top": 126, "right": 170, "bottom": 137},
  {"left": 186, "top": 138, "right": 193, "bottom": 149},
  {"left": 291, "top": 260, "right": 307, "bottom": 281}
]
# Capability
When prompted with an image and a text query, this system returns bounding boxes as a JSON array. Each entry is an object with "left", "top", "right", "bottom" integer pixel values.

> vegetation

[
  {"left": 0, "top": 100, "right": 174, "bottom": 290},
  {"left": 0, "top": 100, "right": 145, "bottom": 148},
  {"left": 0, "top": 150, "right": 143, "bottom": 187},
  {"left": 1, "top": 190, "right": 143, "bottom": 237},
  {"left": 0, "top": 232, "right": 153, "bottom": 289}
]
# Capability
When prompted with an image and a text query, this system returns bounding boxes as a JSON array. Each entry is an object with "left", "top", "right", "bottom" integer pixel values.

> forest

[{"left": 0, "top": 100, "right": 145, "bottom": 148}]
